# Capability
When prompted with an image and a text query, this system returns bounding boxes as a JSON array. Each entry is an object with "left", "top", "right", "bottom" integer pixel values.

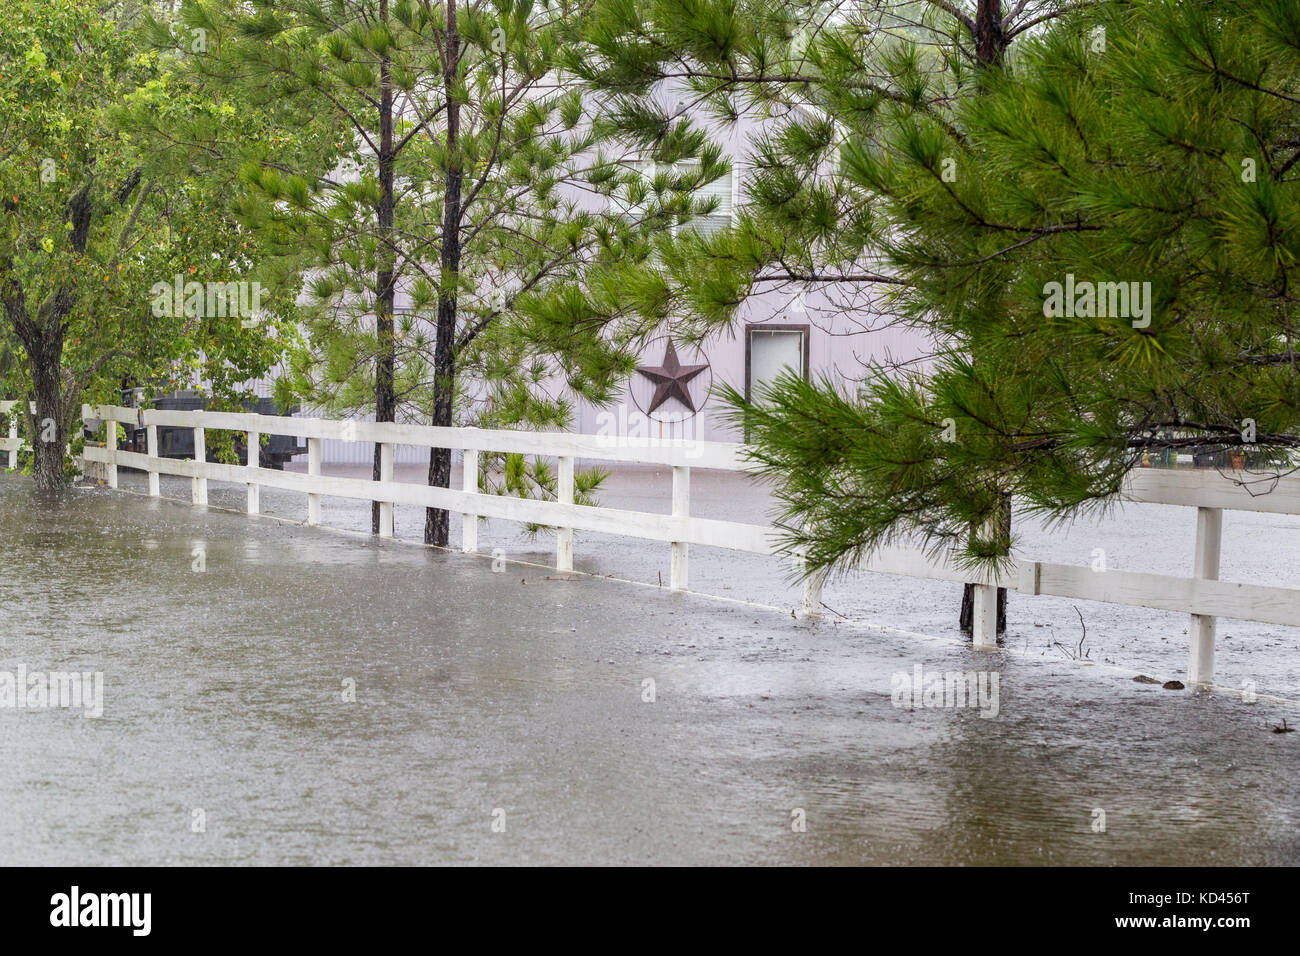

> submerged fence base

[{"left": 2, "top": 400, "right": 1296, "bottom": 686}]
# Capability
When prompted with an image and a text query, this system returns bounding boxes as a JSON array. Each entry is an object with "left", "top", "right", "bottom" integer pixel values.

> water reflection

[{"left": 0, "top": 476, "right": 1295, "bottom": 865}]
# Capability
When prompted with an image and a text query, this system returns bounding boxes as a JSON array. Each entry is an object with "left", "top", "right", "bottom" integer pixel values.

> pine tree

[
  {"left": 725, "top": 0, "right": 1300, "bottom": 597},
  {"left": 143, "top": 0, "right": 726, "bottom": 545},
  {"left": 569, "top": 0, "right": 1091, "bottom": 629}
]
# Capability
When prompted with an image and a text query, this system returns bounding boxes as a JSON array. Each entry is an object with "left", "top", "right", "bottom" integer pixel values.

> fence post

[
  {"left": 1188, "top": 506, "right": 1223, "bottom": 685},
  {"left": 72, "top": 405, "right": 83, "bottom": 482},
  {"left": 246, "top": 429, "right": 260, "bottom": 515},
  {"left": 8, "top": 416, "right": 18, "bottom": 470},
  {"left": 671, "top": 465, "right": 689, "bottom": 591},
  {"left": 557, "top": 455, "right": 574, "bottom": 571},
  {"left": 307, "top": 437, "right": 321, "bottom": 526},
  {"left": 462, "top": 448, "right": 479, "bottom": 553},
  {"left": 970, "top": 511, "right": 1002, "bottom": 647},
  {"left": 192, "top": 426, "right": 207, "bottom": 505},
  {"left": 801, "top": 573, "right": 823, "bottom": 621},
  {"left": 797, "top": 520, "right": 823, "bottom": 620},
  {"left": 146, "top": 423, "right": 160, "bottom": 497},
  {"left": 378, "top": 441, "right": 394, "bottom": 537},
  {"left": 104, "top": 418, "right": 118, "bottom": 489},
  {"left": 971, "top": 579, "right": 998, "bottom": 648}
]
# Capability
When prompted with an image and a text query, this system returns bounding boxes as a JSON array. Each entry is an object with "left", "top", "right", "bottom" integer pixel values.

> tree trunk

[
  {"left": 2, "top": 274, "right": 75, "bottom": 494},
  {"left": 974, "top": 0, "right": 1007, "bottom": 70},
  {"left": 425, "top": 347, "right": 454, "bottom": 546},
  {"left": 26, "top": 323, "right": 68, "bottom": 492},
  {"left": 959, "top": 494, "right": 1011, "bottom": 638},
  {"left": 958, "top": 0, "right": 1011, "bottom": 636},
  {"left": 425, "top": 3, "right": 462, "bottom": 547},
  {"left": 2, "top": 180, "right": 93, "bottom": 493},
  {"left": 371, "top": 0, "right": 397, "bottom": 535}
]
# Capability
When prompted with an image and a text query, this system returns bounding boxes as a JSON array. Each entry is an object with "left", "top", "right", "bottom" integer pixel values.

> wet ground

[
  {"left": 266, "top": 462, "right": 1300, "bottom": 700},
  {"left": 0, "top": 469, "right": 1296, "bottom": 865}
]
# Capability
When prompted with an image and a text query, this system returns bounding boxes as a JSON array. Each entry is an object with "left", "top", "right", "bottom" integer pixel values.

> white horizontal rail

[
  {"left": 1033, "top": 558, "right": 1300, "bottom": 628},
  {"left": 851, "top": 547, "right": 1300, "bottom": 627},
  {"left": 1123, "top": 468, "right": 1300, "bottom": 514},
  {"left": 81, "top": 404, "right": 746, "bottom": 469},
  {"left": 3, "top": 401, "right": 1296, "bottom": 687},
  {"left": 80, "top": 445, "right": 781, "bottom": 553}
]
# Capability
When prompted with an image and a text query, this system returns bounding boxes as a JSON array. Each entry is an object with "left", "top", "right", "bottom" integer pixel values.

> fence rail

[{"left": 2, "top": 400, "right": 1296, "bottom": 686}]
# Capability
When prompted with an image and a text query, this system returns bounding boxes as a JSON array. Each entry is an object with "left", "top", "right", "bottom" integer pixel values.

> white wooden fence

[{"left": 2, "top": 400, "right": 1297, "bottom": 687}]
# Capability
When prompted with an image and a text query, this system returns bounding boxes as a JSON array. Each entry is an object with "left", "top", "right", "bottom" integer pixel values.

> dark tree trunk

[
  {"left": 371, "top": 0, "right": 398, "bottom": 534},
  {"left": 974, "top": 0, "right": 1007, "bottom": 69},
  {"left": 424, "top": 353, "right": 454, "bottom": 546},
  {"left": 959, "top": 495, "right": 1012, "bottom": 638},
  {"left": 26, "top": 322, "right": 68, "bottom": 492},
  {"left": 958, "top": 0, "right": 1011, "bottom": 636},
  {"left": 959, "top": 581, "right": 1008, "bottom": 636},
  {"left": 425, "top": 3, "right": 462, "bottom": 547},
  {"left": 1, "top": 180, "right": 92, "bottom": 492}
]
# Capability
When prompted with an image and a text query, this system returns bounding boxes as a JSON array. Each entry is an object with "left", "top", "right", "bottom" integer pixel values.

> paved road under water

[{"left": 0, "top": 475, "right": 1296, "bottom": 865}]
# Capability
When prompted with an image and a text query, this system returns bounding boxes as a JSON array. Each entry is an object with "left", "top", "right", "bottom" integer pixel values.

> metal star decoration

[{"left": 636, "top": 339, "right": 709, "bottom": 414}]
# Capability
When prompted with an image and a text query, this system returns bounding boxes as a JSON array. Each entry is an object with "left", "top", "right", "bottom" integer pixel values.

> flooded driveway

[{"left": 0, "top": 474, "right": 1296, "bottom": 865}]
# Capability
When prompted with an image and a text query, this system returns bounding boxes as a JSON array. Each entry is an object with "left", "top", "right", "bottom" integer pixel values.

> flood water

[{"left": 0, "top": 473, "right": 1296, "bottom": 865}]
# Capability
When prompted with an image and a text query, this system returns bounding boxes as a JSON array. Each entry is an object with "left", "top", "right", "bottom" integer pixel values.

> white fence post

[
  {"left": 557, "top": 455, "right": 574, "bottom": 571},
  {"left": 146, "top": 424, "right": 160, "bottom": 497},
  {"left": 378, "top": 442, "right": 394, "bottom": 537},
  {"left": 972, "top": 581, "right": 998, "bottom": 647},
  {"left": 1188, "top": 506, "right": 1223, "bottom": 685},
  {"left": 8, "top": 416, "right": 18, "bottom": 470},
  {"left": 801, "top": 573, "right": 823, "bottom": 621},
  {"left": 104, "top": 418, "right": 118, "bottom": 489},
  {"left": 671, "top": 465, "right": 689, "bottom": 591},
  {"left": 797, "top": 520, "right": 823, "bottom": 620},
  {"left": 462, "top": 448, "right": 479, "bottom": 553},
  {"left": 971, "top": 513, "right": 1001, "bottom": 647},
  {"left": 72, "top": 405, "right": 82, "bottom": 482},
  {"left": 307, "top": 437, "right": 321, "bottom": 526},
  {"left": 192, "top": 426, "right": 207, "bottom": 505},
  {"left": 246, "top": 429, "right": 260, "bottom": 515}
]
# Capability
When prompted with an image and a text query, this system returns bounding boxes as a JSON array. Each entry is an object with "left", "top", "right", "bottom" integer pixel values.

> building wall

[
  {"left": 566, "top": 115, "right": 931, "bottom": 444},
  {"left": 288, "top": 107, "right": 931, "bottom": 460},
  {"left": 569, "top": 295, "right": 929, "bottom": 445}
]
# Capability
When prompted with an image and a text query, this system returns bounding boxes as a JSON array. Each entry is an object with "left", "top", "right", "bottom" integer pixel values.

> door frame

[{"left": 744, "top": 323, "right": 811, "bottom": 403}]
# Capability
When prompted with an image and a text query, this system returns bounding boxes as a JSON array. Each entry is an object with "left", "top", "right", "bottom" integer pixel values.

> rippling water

[{"left": 0, "top": 475, "right": 1296, "bottom": 865}]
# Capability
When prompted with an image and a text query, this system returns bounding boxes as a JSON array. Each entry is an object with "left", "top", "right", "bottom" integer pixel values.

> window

[
  {"left": 745, "top": 324, "right": 809, "bottom": 402},
  {"left": 612, "top": 161, "right": 734, "bottom": 235},
  {"left": 677, "top": 161, "right": 733, "bottom": 236},
  {"left": 610, "top": 159, "right": 657, "bottom": 222}
]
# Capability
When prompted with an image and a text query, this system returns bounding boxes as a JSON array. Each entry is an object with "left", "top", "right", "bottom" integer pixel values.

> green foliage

[
  {"left": 143, "top": 0, "right": 721, "bottom": 423},
  {"left": 568, "top": 0, "right": 962, "bottom": 338},
  {"left": 732, "top": 0, "right": 1300, "bottom": 573},
  {"left": 0, "top": 0, "right": 298, "bottom": 482},
  {"left": 136, "top": 0, "right": 734, "bottom": 535},
  {"left": 482, "top": 451, "right": 606, "bottom": 536},
  {"left": 578, "top": 0, "right": 1300, "bottom": 577}
]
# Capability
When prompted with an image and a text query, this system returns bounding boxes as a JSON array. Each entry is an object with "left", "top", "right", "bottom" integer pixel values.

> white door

[{"left": 748, "top": 328, "right": 806, "bottom": 400}]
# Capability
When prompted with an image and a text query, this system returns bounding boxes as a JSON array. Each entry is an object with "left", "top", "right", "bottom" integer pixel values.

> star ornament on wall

[{"left": 636, "top": 339, "right": 709, "bottom": 414}]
